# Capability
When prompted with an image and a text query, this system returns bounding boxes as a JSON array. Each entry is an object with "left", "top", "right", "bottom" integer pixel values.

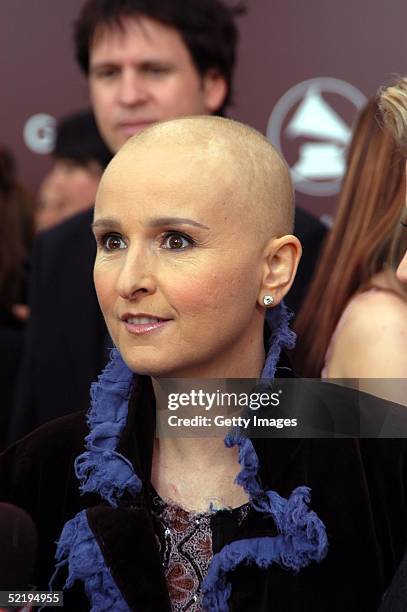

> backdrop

[{"left": 2, "top": 0, "right": 406, "bottom": 218}]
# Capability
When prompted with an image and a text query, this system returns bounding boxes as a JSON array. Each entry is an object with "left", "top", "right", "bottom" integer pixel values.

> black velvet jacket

[{"left": 1, "top": 379, "right": 407, "bottom": 611}]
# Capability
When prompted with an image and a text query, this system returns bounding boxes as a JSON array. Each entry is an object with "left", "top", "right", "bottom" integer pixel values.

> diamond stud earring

[{"left": 263, "top": 295, "right": 274, "bottom": 306}]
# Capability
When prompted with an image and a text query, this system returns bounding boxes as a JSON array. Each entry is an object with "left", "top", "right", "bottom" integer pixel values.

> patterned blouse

[{"left": 150, "top": 487, "right": 250, "bottom": 611}]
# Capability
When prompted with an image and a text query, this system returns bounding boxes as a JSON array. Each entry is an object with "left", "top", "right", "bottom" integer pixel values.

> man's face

[{"left": 88, "top": 16, "right": 226, "bottom": 153}]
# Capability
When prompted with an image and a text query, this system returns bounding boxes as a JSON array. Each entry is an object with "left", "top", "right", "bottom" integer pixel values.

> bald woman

[{"left": 1, "top": 118, "right": 407, "bottom": 611}]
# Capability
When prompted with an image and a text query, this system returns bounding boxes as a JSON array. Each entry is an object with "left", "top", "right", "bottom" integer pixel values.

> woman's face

[
  {"left": 93, "top": 142, "right": 268, "bottom": 378},
  {"left": 397, "top": 230, "right": 407, "bottom": 282},
  {"left": 398, "top": 256, "right": 407, "bottom": 282},
  {"left": 396, "top": 163, "right": 407, "bottom": 283},
  {"left": 36, "top": 159, "right": 102, "bottom": 231}
]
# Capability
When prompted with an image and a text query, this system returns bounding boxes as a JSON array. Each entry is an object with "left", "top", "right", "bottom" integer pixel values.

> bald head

[
  {"left": 102, "top": 116, "right": 294, "bottom": 239},
  {"left": 94, "top": 117, "right": 301, "bottom": 373}
]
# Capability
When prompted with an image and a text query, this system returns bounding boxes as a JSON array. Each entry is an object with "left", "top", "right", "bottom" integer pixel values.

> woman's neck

[
  {"left": 369, "top": 268, "right": 407, "bottom": 299},
  {"left": 148, "top": 324, "right": 268, "bottom": 511},
  {"left": 151, "top": 436, "right": 249, "bottom": 512},
  {"left": 151, "top": 379, "right": 252, "bottom": 511}
]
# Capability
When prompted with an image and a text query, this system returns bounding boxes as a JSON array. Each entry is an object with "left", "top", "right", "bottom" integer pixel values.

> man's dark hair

[
  {"left": 54, "top": 109, "right": 112, "bottom": 169},
  {"left": 74, "top": 0, "right": 246, "bottom": 115}
]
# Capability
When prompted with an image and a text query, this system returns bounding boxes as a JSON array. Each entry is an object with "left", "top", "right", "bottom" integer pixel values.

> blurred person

[
  {"left": 293, "top": 97, "right": 407, "bottom": 400},
  {"left": 0, "top": 148, "right": 33, "bottom": 317},
  {"left": 380, "top": 77, "right": 407, "bottom": 285},
  {"left": 9, "top": 0, "right": 326, "bottom": 443},
  {"left": 0, "top": 147, "right": 35, "bottom": 449},
  {"left": 36, "top": 109, "right": 111, "bottom": 231},
  {"left": 375, "top": 76, "right": 407, "bottom": 612},
  {"left": 396, "top": 211, "right": 407, "bottom": 282},
  {"left": 2, "top": 117, "right": 407, "bottom": 611}
]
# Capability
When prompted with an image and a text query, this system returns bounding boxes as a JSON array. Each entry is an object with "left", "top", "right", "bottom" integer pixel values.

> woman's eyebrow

[
  {"left": 147, "top": 217, "right": 210, "bottom": 230},
  {"left": 92, "top": 218, "right": 122, "bottom": 231},
  {"left": 91, "top": 217, "right": 210, "bottom": 231}
]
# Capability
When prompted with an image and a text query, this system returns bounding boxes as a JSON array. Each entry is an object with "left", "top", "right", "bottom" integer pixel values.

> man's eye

[
  {"left": 145, "top": 64, "right": 171, "bottom": 77},
  {"left": 101, "top": 234, "right": 126, "bottom": 251},
  {"left": 95, "top": 68, "right": 117, "bottom": 79},
  {"left": 161, "top": 232, "right": 193, "bottom": 250}
]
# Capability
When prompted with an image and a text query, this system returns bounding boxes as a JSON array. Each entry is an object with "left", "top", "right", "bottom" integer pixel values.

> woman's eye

[
  {"left": 101, "top": 234, "right": 126, "bottom": 251},
  {"left": 162, "top": 232, "right": 193, "bottom": 250}
]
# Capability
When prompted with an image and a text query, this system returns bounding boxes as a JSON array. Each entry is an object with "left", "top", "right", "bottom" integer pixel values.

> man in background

[
  {"left": 9, "top": 0, "right": 326, "bottom": 442},
  {"left": 36, "top": 109, "right": 111, "bottom": 232}
]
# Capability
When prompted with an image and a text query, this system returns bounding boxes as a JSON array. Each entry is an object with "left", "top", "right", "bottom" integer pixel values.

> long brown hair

[
  {"left": 293, "top": 97, "right": 406, "bottom": 377},
  {"left": 0, "top": 147, "right": 34, "bottom": 311}
]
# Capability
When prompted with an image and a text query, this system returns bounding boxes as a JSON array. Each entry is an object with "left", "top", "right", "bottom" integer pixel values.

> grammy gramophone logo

[
  {"left": 267, "top": 77, "right": 366, "bottom": 197},
  {"left": 23, "top": 113, "right": 56, "bottom": 155}
]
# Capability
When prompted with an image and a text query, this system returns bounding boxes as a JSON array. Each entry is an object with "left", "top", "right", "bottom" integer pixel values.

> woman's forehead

[
  {"left": 95, "top": 117, "right": 292, "bottom": 236},
  {"left": 96, "top": 143, "right": 243, "bottom": 218}
]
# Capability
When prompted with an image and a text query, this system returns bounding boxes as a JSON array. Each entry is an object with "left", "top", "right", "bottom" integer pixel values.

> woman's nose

[{"left": 116, "top": 248, "right": 157, "bottom": 300}]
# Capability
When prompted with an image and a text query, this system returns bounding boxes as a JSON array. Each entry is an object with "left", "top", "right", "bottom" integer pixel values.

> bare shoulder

[
  {"left": 328, "top": 290, "right": 407, "bottom": 378},
  {"left": 345, "top": 290, "right": 407, "bottom": 331}
]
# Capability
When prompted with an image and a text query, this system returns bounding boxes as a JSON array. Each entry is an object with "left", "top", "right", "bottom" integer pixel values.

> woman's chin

[
  {"left": 119, "top": 352, "right": 178, "bottom": 378},
  {"left": 117, "top": 345, "right": 218, "bottom": 379}
]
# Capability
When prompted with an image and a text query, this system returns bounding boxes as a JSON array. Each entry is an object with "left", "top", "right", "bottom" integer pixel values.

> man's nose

[
  {"left": 116, "top": 247, "right": 157, "bottom": 300},
  {"left": 117, "top": 71, "right": 149, "bottom": 107}
]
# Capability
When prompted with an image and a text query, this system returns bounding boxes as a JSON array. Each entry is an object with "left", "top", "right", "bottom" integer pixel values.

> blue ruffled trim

[
  {"left": 50, "top": 510, "right": 130, "bottom": 612},
  {"left": 218, "top": 416, "right": 328, "bottom": 611},
  {"left": 210, "top": 302, "right": 328, "bottom": 610},
  {"left": 74, "top": 348, "right": 142, "bottom": 507},
  {"left": 202, "top": 487, "right": 328, "bottom": 610},
  {"left": 53, "top": 302, "right": 328, "bottom": 610},
  {"left": 262, "top": 300, "right": 296, "bottom": 378},
  {"left": 202, "top": 526, "right": 326, "bottom": 612}
]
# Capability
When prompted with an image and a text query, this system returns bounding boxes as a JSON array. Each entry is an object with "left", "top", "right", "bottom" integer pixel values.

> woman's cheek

[
  {"left": 94, "top": 265, "right": 115, "bottom": 316},
  {"left": 168, "top": 275, "right": 218, "bottom": 312},
  {"left": 94, "top": 273, "right": 120, "bottom": 344},
  {"left": 166, "top": 268, "right": 242, "bottom": 315}
]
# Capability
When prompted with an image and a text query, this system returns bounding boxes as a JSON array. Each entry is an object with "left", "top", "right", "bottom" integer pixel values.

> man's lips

[
  {"left": 117, "top": 121, "right": 154, "bottom": 135},
  {"left": 120, "top": 313, "right": 171, "bottom": 335}
]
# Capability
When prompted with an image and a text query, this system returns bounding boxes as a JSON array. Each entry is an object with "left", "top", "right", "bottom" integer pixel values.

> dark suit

[
  {"left": 0, "top": 321, "right": 24, "bottom": 450},
  {"left": 286, "top": 206, "right": 327, "bottom": 314},
  {"left": 8, "top": 206, "right": 327, "bottom": 442},
  {"left": 8, "top": 209, "right": 107, "bottom": 442},
  {"left": 378, "top": 547, "right": 407, "bottom": 611}
]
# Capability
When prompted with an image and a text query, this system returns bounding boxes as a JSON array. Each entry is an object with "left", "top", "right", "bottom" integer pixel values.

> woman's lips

[{"left": 122, "top": 315, "right": 171, "bottom": 335}]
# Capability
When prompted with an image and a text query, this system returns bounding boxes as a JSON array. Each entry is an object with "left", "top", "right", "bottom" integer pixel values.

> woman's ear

[{"left": 258, "top": 235, "right": 302, "bottom": 307}]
